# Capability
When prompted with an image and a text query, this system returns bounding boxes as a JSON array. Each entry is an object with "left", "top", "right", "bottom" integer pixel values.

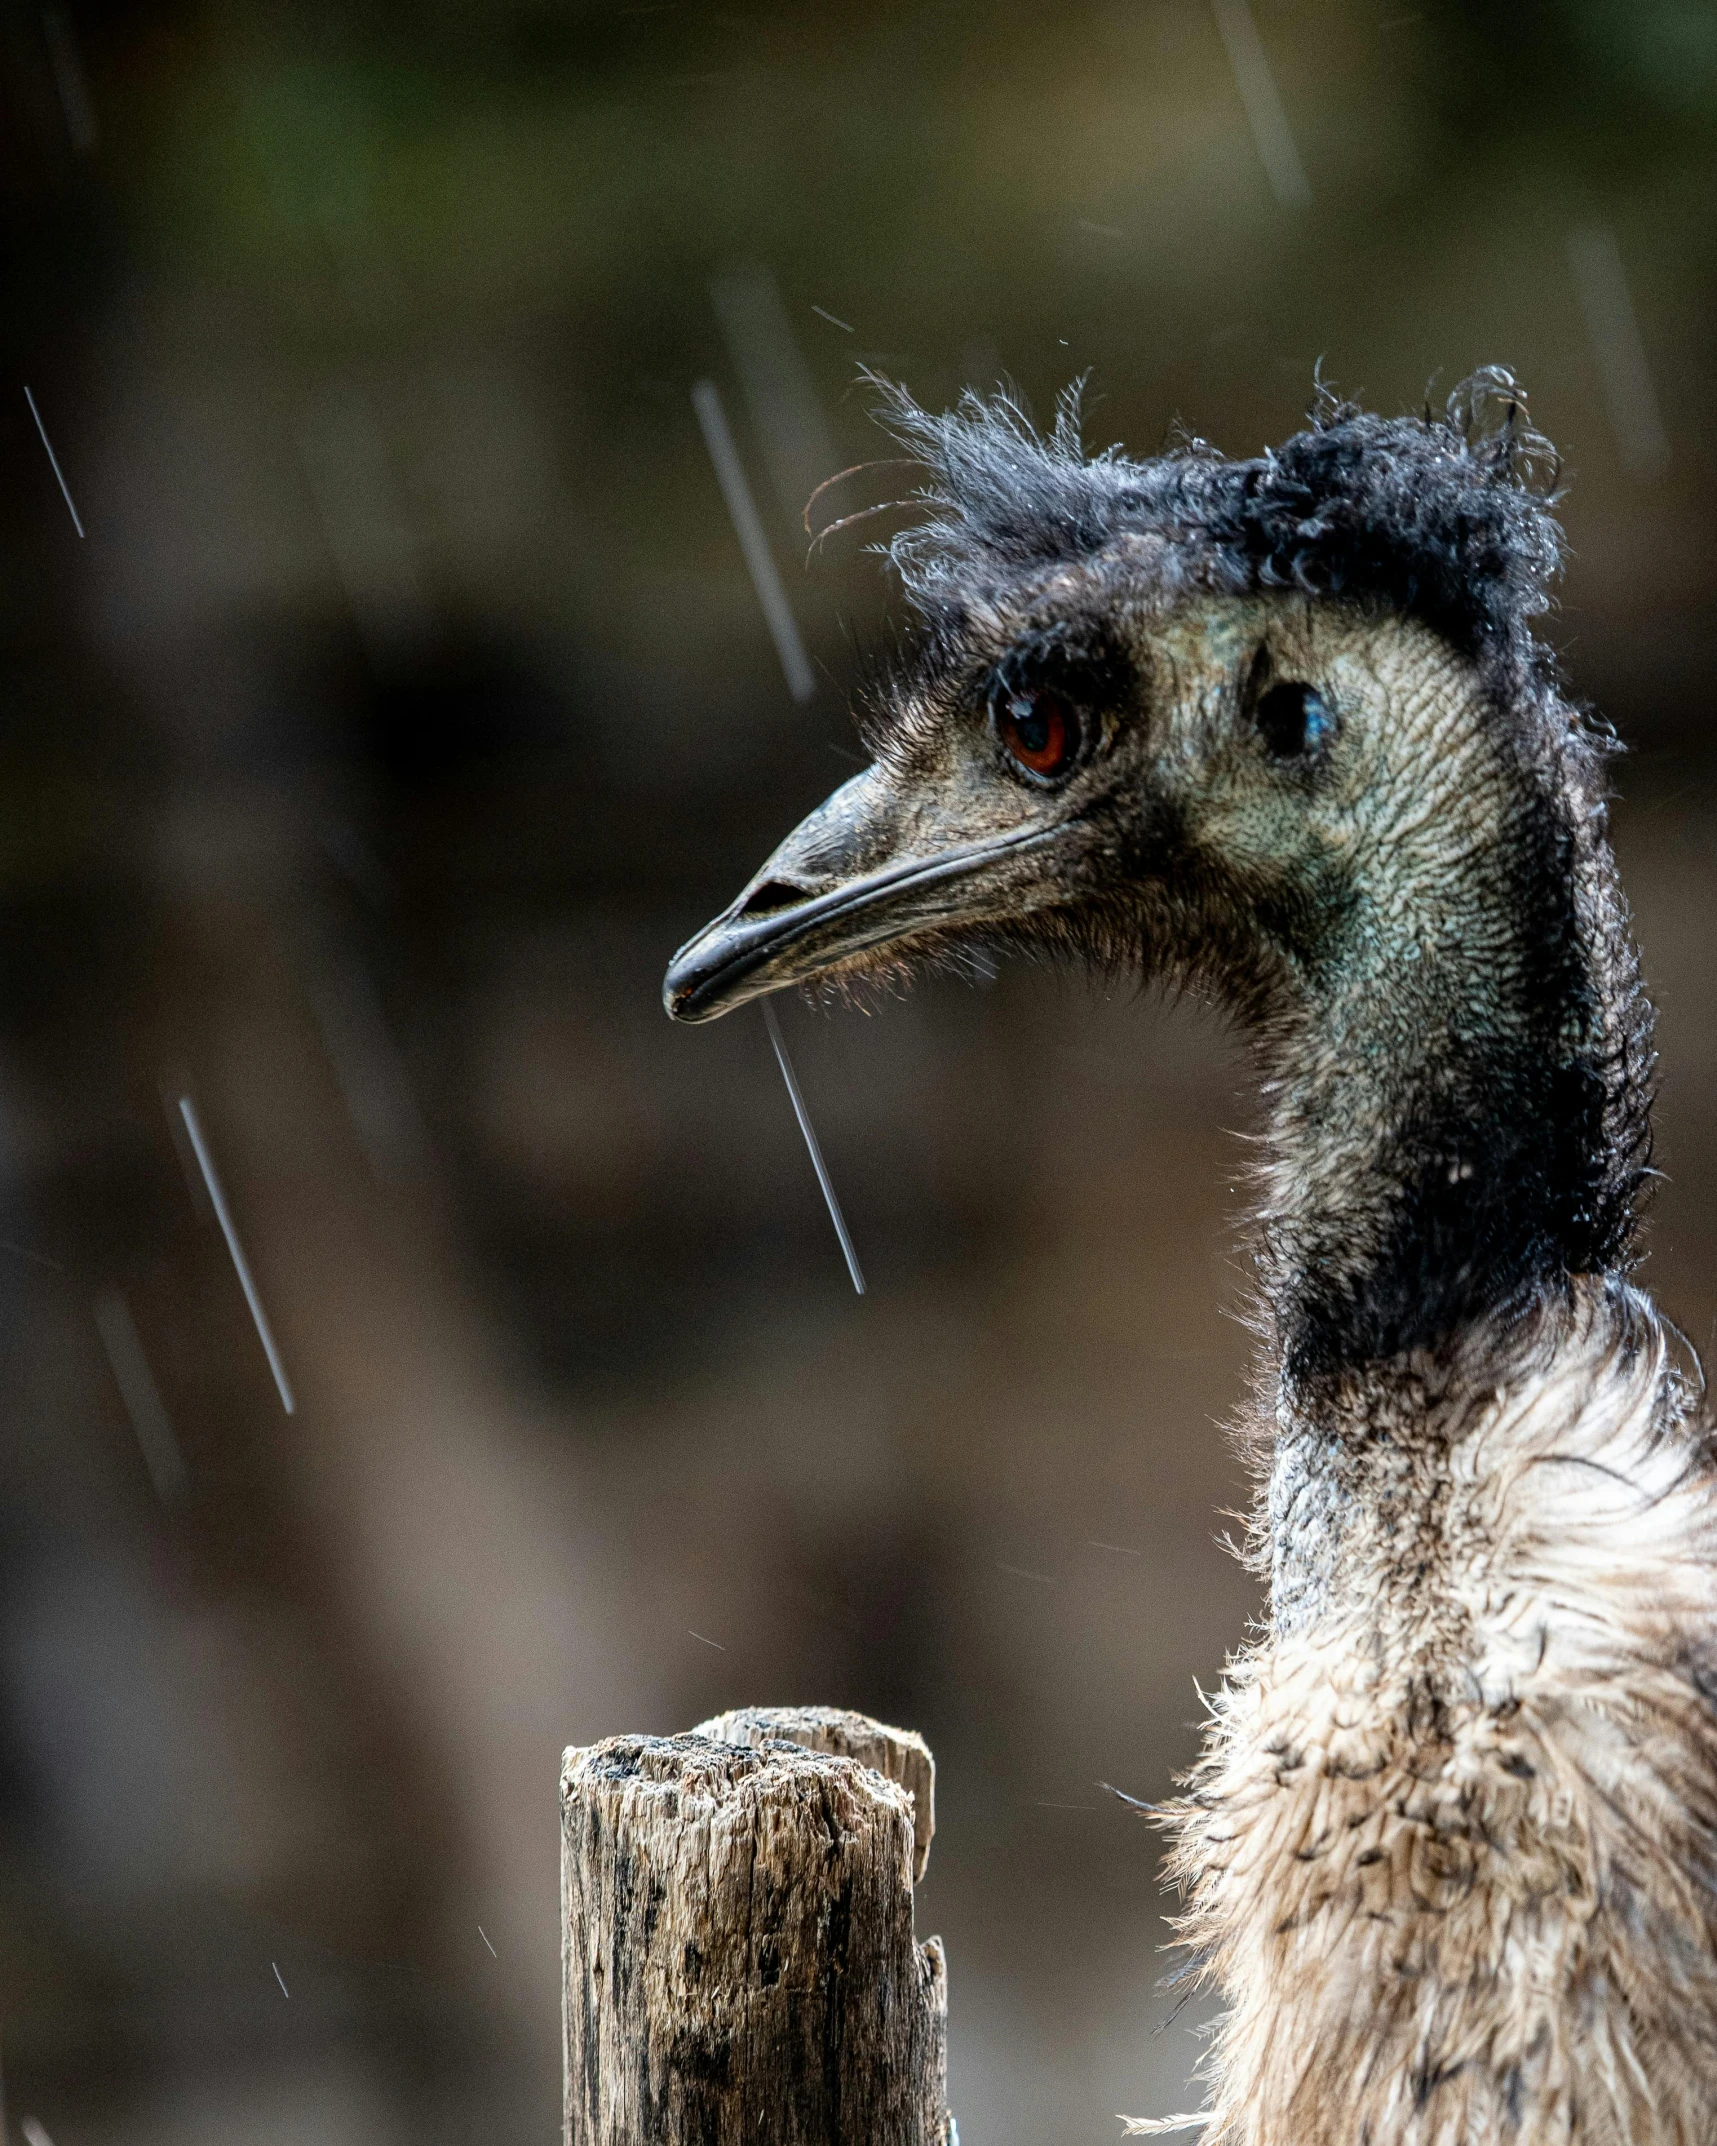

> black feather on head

[{"left": 874, "top": 367, "right": 1564, "bottom": 716}]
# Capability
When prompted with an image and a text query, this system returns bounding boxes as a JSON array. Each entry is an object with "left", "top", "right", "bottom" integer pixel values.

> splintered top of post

[
  {"left": 693, "top": 1704, "right": 935, "bottom": 1881},
  {"left": 558, "top": 1729, "right": 916, "bottom": 1851}
]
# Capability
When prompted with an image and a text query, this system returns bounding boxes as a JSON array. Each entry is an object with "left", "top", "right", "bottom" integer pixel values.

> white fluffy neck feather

[{"left": 1155, "top": 1283, "right": 1717, "bottom": 2145}]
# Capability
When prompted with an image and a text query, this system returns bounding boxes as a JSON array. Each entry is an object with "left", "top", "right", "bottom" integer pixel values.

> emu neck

[{"left": 1250, "top": 742, "right": 1648, "bottom": 1624}]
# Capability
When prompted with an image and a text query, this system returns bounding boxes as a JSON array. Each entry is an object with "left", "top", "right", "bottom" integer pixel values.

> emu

[{"left": 662, "top": 373, "right": 1717, "bottom": 2145}]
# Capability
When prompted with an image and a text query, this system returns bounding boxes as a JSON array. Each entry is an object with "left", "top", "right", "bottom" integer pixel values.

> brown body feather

[{"left": 1164, "top": 1287, "right": 1717, "bottom": 2143}]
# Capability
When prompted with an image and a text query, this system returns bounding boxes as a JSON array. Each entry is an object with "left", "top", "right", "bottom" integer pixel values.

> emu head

[
  {"left": 668, "top": 373, "right": 1575, "bottom": 1029},
  {"left": 664, "top": 374, "right": 1652, "bottom": 1366},
  {"left": 665, "top": 588, "right": 1490, "bottom": 1029}
]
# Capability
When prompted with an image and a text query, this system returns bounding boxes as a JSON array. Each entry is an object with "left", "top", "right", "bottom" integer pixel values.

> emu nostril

[{"left": 737, "top": 879, "right": 813, "bottom": 919}]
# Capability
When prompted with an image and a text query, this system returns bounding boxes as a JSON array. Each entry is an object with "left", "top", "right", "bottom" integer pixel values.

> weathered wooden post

[{"left": 562, "top": 1705, "right": 954, "bottom": 2144}]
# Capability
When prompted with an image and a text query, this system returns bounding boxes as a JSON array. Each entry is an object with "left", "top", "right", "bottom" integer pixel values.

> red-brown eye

[{"left": 994, "top": 687, "right": 1079, "bottom": 781}]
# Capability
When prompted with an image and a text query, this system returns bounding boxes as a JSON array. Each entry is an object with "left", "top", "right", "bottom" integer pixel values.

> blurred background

[{"left": 0, "top": 0, "right": 1713, "bottom": 2139}]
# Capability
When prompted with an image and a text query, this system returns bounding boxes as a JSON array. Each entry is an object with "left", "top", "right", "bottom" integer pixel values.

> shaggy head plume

[{"left": 874, "top": 367, "right": 1564, "bottom": 716}]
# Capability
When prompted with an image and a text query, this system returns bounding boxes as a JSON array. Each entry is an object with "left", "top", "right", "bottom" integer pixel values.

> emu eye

[
  {"left": 1256, "top": 681, "right": 1334, "bottom": 761},
  {"left": 993, "top": 685, "right": 1081, "bottom": 782}
]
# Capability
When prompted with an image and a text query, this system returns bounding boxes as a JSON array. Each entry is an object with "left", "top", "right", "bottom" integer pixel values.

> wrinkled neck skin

[{"left": 1228, "top": 656, "right": 1651, "bottom": 1632}]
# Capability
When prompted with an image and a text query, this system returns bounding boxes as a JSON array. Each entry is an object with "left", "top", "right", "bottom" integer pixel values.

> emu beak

[{"left": 663, "top": 765, "right": 1052, "bottom": 1023}]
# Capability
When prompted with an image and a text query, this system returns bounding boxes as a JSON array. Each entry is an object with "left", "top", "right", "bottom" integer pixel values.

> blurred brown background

[{"left": 0, "top": 1, "right": 1712, "bottom": 2139}]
